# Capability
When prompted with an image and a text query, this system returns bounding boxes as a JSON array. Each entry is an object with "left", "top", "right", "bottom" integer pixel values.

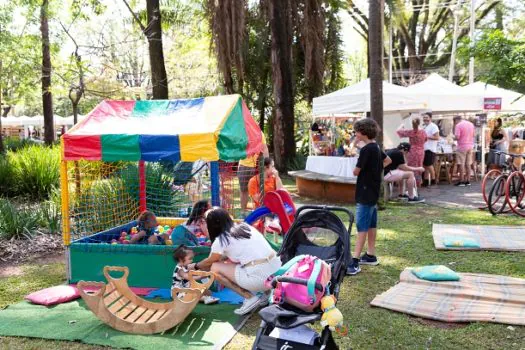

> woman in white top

[{"left": 188, "top": 207, "right": 281, "bottom": 315}]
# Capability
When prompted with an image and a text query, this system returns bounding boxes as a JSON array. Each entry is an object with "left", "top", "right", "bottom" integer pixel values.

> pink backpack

[{"left": 265, "top": 255, "right": 332, "bottom": 312}]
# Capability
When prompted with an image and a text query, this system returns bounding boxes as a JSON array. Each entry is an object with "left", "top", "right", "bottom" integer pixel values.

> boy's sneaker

[
  {"left": 464, "top": 181, "right": 471, "bottom": 186},
  {"left": 408, "top": 196, "right": 425, "bottom": 204},
  {"left": 398, "top": 194, "right": 409, "bottom": 200},
  {"left": 360, "top": 253, "right": 379, "bottom": 266},
  {"left": 346, "top": 258, "right": 361, "bottom": 275},
  {"left": 454, "top": 182, "right": 465, "bottom": 187},
  {"left": 200, "top": 295, "right": 220, "bottom": 305}
]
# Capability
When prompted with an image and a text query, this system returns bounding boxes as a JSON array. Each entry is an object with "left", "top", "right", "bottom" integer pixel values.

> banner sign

[{"left": 484, "top": 97, "right": 502, "bottom": 110}]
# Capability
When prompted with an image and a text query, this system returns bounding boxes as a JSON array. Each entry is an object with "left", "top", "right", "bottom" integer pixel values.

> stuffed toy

[{"left": 320, "top": 295, "right": 347, "bottom": 335}]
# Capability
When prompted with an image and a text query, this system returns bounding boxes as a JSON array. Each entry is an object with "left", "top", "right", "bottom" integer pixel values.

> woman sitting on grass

[
  {"left": 171, "top": 200, "right": 210, "bottom": 246},
  {"left": 188, "top": 207, "right": 281, "bottom": 315}
]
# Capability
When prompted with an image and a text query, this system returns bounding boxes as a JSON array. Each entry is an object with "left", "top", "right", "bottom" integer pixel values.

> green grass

[{"left": 1, "top": 179, "right": 525, "bottom": 349}]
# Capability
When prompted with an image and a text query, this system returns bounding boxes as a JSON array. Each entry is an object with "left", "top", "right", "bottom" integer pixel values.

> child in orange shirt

[{"left": 247, "top": 157, "right": 284, "bottom": 207}]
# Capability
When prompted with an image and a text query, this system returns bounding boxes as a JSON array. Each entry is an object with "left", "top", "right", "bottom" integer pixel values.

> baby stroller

[{"left": 252, "top": 205, "right": 353, "bottom": 350}]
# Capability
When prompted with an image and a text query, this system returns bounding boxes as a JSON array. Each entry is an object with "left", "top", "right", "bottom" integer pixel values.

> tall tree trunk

[
  {"left": 41, "top": 0, "right": 54, "bottom": 146},
  {"left": 268, "top": 0, "right": 295, "bottom": 171},
  {"left": 146, "top": 0, "right": 168, "bottom": 99},
  {"left": 258, "top": 96, "right": 266, "bottom": 132},
  {"left": 0, "top": 58, "right": 3, "bottom": 154},
  {"left": 369, "top": 0, "right": 384, "bottom": 147},
  {"left": 495, "top": 3, "right": 503, "bottom": 30}
]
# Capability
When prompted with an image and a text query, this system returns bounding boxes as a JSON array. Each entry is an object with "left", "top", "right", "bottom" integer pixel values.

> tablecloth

[{"left": 305, "top": 156, "right": 357, "bottom": 178}]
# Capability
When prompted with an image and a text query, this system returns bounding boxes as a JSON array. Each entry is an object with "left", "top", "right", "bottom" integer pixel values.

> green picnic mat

[{"left": 0, "top": 299, "right": 243, "bottom": 349}]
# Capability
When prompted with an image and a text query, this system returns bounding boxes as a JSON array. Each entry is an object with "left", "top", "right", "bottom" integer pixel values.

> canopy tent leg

[
  {"left": 139, "top": 161, "right": 147, "bottom": 212},
  {"left": 210, "top": 161, "right": 220, "bottom": 207}
]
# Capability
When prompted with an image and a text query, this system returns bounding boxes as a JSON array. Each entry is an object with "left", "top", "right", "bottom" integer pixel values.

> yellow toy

[{"left": 320, "top": 295, "right": 347, "bottom": 335}]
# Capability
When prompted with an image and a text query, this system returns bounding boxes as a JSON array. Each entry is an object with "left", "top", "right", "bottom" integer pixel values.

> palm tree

[{"left": 369, "top": 0, "right": 384, "bottom": 147}]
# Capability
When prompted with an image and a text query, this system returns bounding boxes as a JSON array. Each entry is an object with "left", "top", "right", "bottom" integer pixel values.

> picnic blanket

[
  {"left": 371, "top": 268, "right": 525, "bottom": 325},
  {"left": 0, "top": 299, "right": 249, "bottom": 350},
  {"left": 432, "top": 224, "right": 525, "bottom": 251}
]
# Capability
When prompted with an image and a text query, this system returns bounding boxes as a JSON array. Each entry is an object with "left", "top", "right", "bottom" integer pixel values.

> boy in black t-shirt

[{"left": 347, "top": 119, "right": 391, "bottom": 275}]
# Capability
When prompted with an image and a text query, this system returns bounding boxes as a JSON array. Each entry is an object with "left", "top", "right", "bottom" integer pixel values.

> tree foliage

[
  {"left": 347, "top": 0, "right": 501, "bottom": 81},
  {"left": 463, "top": 30, "right": 525, "bottom": 93}
]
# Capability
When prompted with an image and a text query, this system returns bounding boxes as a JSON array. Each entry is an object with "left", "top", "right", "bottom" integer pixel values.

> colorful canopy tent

[
  {"left": 406, "top": 74, "right": 483, "bottom": 114},
  {"left": 62, "top": 94, "right": 264, "bottom": 162},
  {"left": 60, "top": 95, "right": 265, "bottom": 287},
  {"left": 463, "top": 82, "right": 525, "bottom": 112}
]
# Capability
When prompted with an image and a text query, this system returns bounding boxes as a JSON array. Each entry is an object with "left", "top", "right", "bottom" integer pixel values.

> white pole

[
  {"left": 481, "top": 125, "right": 486, "bottom": 175},
  {"left": 389, "top": 20, "right": 393, "bottom": 83},
  {"left": 469, "top": 0, "right": 476, "bottom": 84},
  {"left": 449, "top": 2, "right": 461, "bottom": 82}
]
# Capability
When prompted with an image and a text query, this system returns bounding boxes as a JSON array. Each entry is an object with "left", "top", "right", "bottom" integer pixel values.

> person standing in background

[
  {"left": 422, "top": 113, "right": 440, "bottom": 186},
  {"left": 453, "top": 116, "right": 475, "bottom": 186},
  {"left": 237, "top": 135, "right": 269, "bottom": 215},
  {"left": 396, "top": 117, "right": 427, "bottom": 186}
]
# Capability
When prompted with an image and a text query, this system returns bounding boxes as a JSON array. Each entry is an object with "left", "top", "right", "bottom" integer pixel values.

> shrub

[
  {"left": 39, "top": 200, "right": 61, "bottom": 234},
  {"left": 0, "top": 198, "right": 41, "bottom": 240},
  {"left": 119, "top": 163, "right": 182, "bottom": 217},
  {"left": 287, "top": 154, "right": 307, "bottom": 171},
  {"left": 4, "top": 137, "right": 36, "bottom": 152},
  {"left": 72, "top": 177, "right": 139, "bottom": 235},
  {"left": 0, "top": 156, "right": 13, "bottom": 196},
  {"left": 8, "top": 145, "right": 60, "bottom": 199}
]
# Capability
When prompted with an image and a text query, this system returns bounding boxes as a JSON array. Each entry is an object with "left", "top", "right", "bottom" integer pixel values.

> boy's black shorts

[{"left": 423, "top": 150, "right": 435, "bottom": 166}]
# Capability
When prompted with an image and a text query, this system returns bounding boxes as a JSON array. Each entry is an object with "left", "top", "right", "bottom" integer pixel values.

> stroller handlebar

[
  {"left": 271, "top": 276, "right": 325, "bottom": 292},
  {"left": 295, "top": 205, "right": 354, "bottom": 233}
]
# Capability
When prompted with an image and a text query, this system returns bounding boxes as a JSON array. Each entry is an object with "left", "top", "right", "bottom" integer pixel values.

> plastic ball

[
  {"left": 165, "top": 239, "right": 173, "bottom": 246},
  {"left": 123, "top": 240, "right": 130, "bottom": 244},
  {"left": 131, "top": 227, "right": 138, "bottom": 234},
  {"left": 121, "top": 231, "right": 127, "bottom": 237},
  {"left": 157, "top": 226, "right": 164, "bottom": 234},
  {"left": 125, "top": 235, "right": 131, "bottom": 241},
  {"left": 166, "top": 229, "right": 172, "bottom": 235},
  {"left": 163, "top": 225, "right": 170, "bottom": 231},
  {"left": 111, "top": 239, "right": 118, "bottom": 245}
]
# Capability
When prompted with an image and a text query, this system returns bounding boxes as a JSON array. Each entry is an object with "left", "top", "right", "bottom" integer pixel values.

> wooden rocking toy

[{"left": 77, "top": 266, "right": 214, "bottom": 334}]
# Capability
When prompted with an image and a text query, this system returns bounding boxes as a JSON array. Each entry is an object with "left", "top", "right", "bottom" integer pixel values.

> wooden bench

[{"left": 288, "top": 170, "right": 357, "bottom": 203}]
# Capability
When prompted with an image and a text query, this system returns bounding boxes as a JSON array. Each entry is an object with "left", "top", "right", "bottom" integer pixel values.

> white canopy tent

[
  {"left": 312, "top": 79, "right": 427, "bottom": 148},
  {"left": 313, "top": 78, "right": 426, "bottom": 115},
  {"left": 463, "top": 82, "right": 525, "bottom": 112},
  {"left": 406, "top": 73, "right": 483, "bottom": 114}
]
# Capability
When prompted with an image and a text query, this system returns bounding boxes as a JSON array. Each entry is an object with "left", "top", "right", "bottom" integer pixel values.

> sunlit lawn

[{"left": 1, "top": 178, "right": 524, "bottom": 349}]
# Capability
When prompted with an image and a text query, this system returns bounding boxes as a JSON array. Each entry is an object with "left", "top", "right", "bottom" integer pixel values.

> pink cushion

[{"left": 25, "top": 285, "right": 80, "bottom": 306}]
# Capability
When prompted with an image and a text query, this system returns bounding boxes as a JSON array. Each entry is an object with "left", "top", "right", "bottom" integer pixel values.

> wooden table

[{"left": 434, "top": 153, "right": 455, "bottom": 184}]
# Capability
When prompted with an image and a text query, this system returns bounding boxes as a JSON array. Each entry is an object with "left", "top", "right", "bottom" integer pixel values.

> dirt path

[{"left": 0, "top": 252, "right": 65, "bottom": 278}]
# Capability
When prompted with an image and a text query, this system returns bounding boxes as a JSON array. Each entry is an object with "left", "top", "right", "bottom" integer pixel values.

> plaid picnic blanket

[
  {"left": 371, "top": 269, "right": 525, "bottom": 325},
  {"left": 432, "top": 224, "right": 525, "bottom": 251}
]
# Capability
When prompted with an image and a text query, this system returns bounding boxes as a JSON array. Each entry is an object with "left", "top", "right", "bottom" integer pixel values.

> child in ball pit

[{"left": 129, "top": 211, "right": 170, "bottom": 245}]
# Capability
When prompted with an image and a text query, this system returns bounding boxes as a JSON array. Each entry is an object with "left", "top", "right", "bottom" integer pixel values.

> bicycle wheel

[
  {"left": 506, "top": 171, "right": 525, "bottom": 217},
  {"left": 488, "top": 175, "right": 508, "bottom": 215},
  {"left": 482, "top": 169, "right": 502, "bottom": 206}
]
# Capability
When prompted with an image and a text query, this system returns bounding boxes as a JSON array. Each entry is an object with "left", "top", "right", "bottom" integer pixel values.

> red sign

[{"left": 484, "top": 97, "right": 502, "bottom": 110}]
